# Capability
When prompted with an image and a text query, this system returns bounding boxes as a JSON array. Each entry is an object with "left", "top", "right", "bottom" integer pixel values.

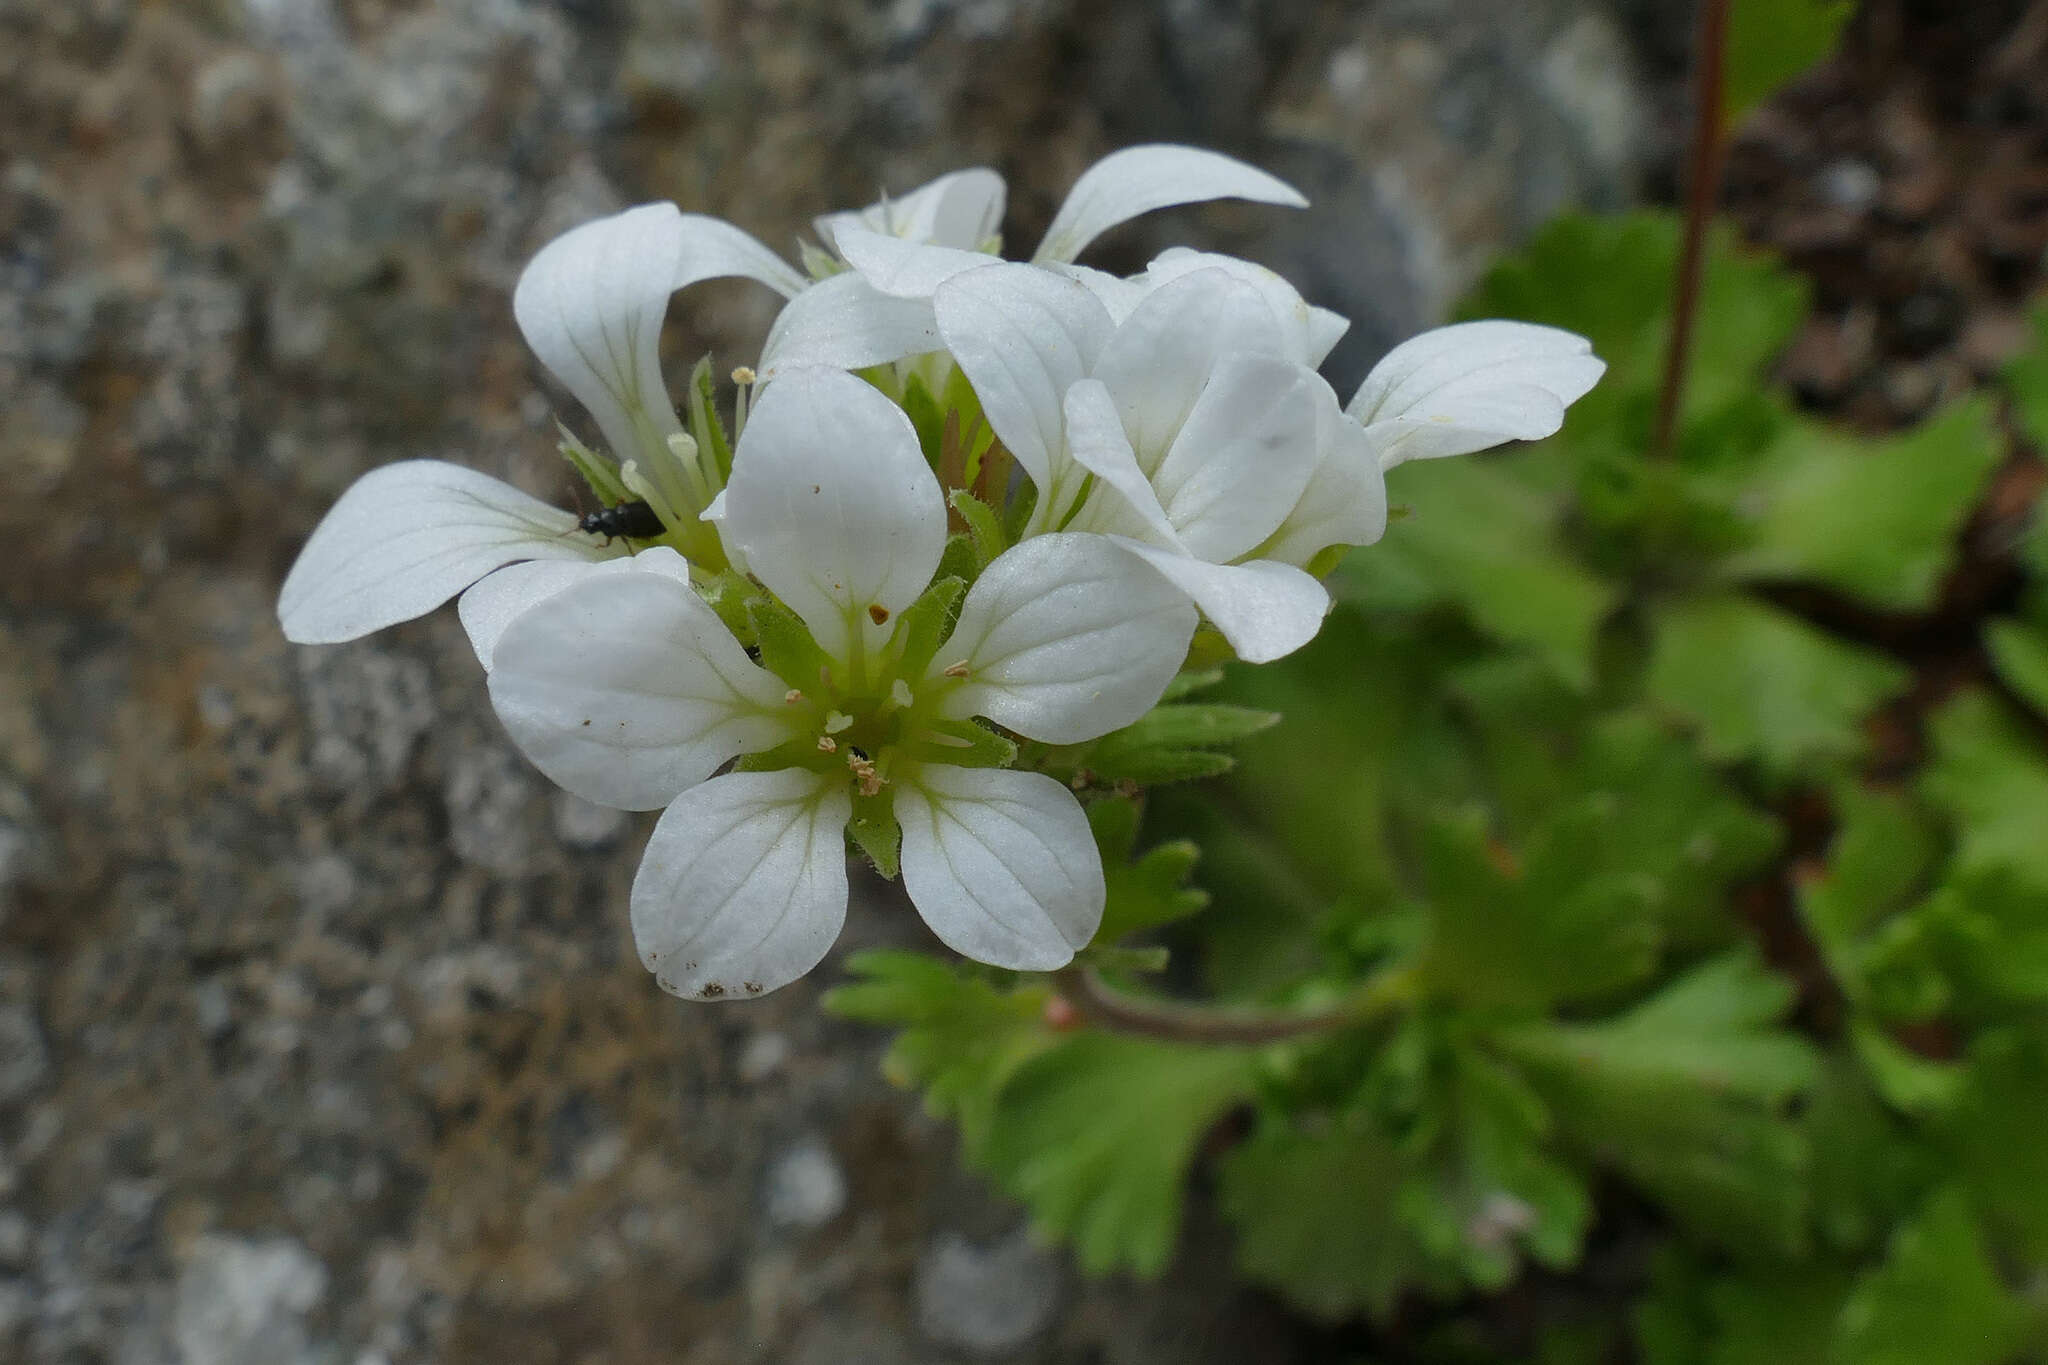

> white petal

[
  {"left": 757, "top": 271, "right": 942, "bottom": 377},
  {"left": 719, "top": 367, "right": 946, "bottom": 661},
  {"left": 815, "top": 167, "right": 1007, "bottom": 252},
  {"left": 1032, "top": 143, "right": 1307, "bottom": 265},
  {"left": 513, "top": 205, "right": 801, "bottom": 461},
  {"left": 835, "top": 225, "right": 994, "bottom": 298},
  {"left": 457, "top": 545, "right": 692, "bottom": 672},
  {"left": 1347, "top": 320, "right": 1607, "bottom": 466},
  {"left": 1259, "top": 388, "right": 1388, "bottom": 567},
  {"left": 1149, "top": 352, "right": 1324, "bottom": 564},
  {"left": 1044, "top": 262, "right": 1150, "bottom": 325},
  {"left": 487, "top": 571, "right": 795, "bottom": 811},
  {"left": 631, "top": 769, "right": 853, "bottom": 1001},
  {"left": 1092, "top": 267, "right": 1284, "bottom": 470},
  {"left": 1141, "top": 247, "right": 1348, "bottom": 367},
  {"left": 1111, "top": 539, "right": 1330, "bottom": 664},
  {"left": 278, "top": 460, "right": 612, "bottom": 645},
  {"left": 1059, "top": 380, "right": 1178, "bottom": 544},
  {"left": 932, "top": 263, "right": 1112, "bottom": 491},
  {"left": 896, "top": 766, "right": 1103, "bottom": 969},
  {"left": 933, "top": 531, "right": 1196, "bottom": 744}
]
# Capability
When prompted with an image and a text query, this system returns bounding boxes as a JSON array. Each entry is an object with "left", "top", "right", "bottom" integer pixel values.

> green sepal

[
  {"left": 902, "top": 371, "right": 946, "bottom": 470},
  {"left": 950, "top": 489, "right": 1008, "bottom": 570},
  {"left": 559, "top": 427, "right": 631, "bottom": 506},
  {"left": 1002, "top": 477, "right": 1038, "bottom": 543},
  {"left": 701, "top": 571, "right": 761, "bottom": 646},
  {"left": 936, "top": 533, "right": 980, "bottom": 587},
  {"left": 918, "top": 717, "right": 1018, "bottom": 769},
  {"left": 733, "top": 740, "right": 835, "bottom": 774},
  {"left": 847, "top": 791, "right": 903, "bottom": 879},
  {"left": 687, "top": 355, "right": 734, "bottom": 484},
  {"left": 1161, "top": 668, "right": 1225, "bottom": 701},
  {"left": 1074, "top": 703, "right": 1280, "bottom": 786},
  {"left": 892, "top": 575, "right": 967, "bottom": 681},
  {"left": 748, "top": 595, "right": 833, "bottom": 694}
]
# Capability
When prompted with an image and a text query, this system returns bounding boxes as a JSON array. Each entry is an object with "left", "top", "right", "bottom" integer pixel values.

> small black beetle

[{"left": 578, "top": 500, "right": 665, "bottom": 542}]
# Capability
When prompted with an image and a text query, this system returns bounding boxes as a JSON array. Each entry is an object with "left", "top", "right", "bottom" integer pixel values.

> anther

[
  {"left": 942, "top": 660, "right": 970, "bottom": 678},
  {"left": 784, "top": 689, "right": 804, "bottom": 705},
  {"left": 868, "top": 603, "right": 890, "bottom": 625},
  {"left": 817, "top": 735, "right": 838, "bottom": 753}
]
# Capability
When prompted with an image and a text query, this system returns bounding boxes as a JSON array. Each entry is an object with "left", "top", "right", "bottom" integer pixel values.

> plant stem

[
  {"left": 1054, "top": 962, "right": 1420, "bottom": 1047},
  {"left": 1651, "top": 0, "right": 1734, "bottom": 461}
]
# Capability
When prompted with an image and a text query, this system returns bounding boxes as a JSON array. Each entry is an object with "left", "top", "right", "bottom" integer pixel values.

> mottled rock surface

[{"left": 0, "top": 1, "right": 1658, "bottom": 1360}]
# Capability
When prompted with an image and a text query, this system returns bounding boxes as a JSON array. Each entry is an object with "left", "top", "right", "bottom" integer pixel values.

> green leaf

[
  {"left": 1494, "top": 953, "right": 1822, "bottom": 1257},
  {"left": 1796, "top": 785, "right": 1943, "bottom": 1005},
  {"left": 823, "top": 951, "right": 1052, "bottom": 1158},
  {"left": 1848, "top": 1021, "right": 1965, "bottom": 1117},
  {"left": 1949, "top": 1028, "right": 2048, "bottom": 1262},
  {"left": 1987, "top": 618, "right": 2048, "bottom": 719},
  {"left": 981, "top": 1033, "right": 1257, "bottom": 1275},
  {"left": 1401, "top": 1049, "right": 1596, "bottom": 1290},
  {"left": 1217, "top": 1115, "right": 1445, "bottom": 1320},
  {"left": 1420, "top": 801, "right": 1660, "bottom": 1013},
  {"left": 1343, "top": 452, "right": 1618, "bottom": 689},
  {"left": 1723, "top": 400, "right": 2004, "bottom": 611},
  {"left": 1834, "top": 1187, "right": 2032, "bottom": 1365},
  {"left": 1457, "top": 213, "right": 1807, "bottom": 437},
  {"left": 1646, "top": 592, "right": 1910, "bottom": 770},
  {"left": 1566, "top": 712, "right": 1782, "bottom": 944},
  {"left": 2002, "top": 303, "right": 2048, "bottom": 453},
  {"left": 1920, "top": 690, "right": 2048, "bottom": 895},
  {"left": 1724, "top": 0, "right": 1853, "bottom": 122},
  {"left": 1089, "top": 798, "right": 1210, "bottom": 943}
]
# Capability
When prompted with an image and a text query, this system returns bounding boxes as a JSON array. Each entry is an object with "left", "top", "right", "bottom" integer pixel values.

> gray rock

[
  {"left": 0, "top": 1002, "right": 50, "bottom": 1106},
  {"left": 763, "top": 1138, "right": 848, "bottom": 1232},
  {"left": 296, "top": 643, "right": 435, "bottom": 793},
  {"left": 550, "top": 789, "right": 630, "bottom": 851},
  {"left": 171, "top": 1235, "right": 327, "bottom": 1365},
  {"left": 443, "top": 741, "right": 547, "bottom": 877},
  {"left": 915, "top": 1227, "right": 1062, "bottom": 1355}
]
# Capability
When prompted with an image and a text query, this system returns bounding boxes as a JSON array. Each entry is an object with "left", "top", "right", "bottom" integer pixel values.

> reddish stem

[{"left": 1652, "top": 0, "right": 1735, "bottom": 460}]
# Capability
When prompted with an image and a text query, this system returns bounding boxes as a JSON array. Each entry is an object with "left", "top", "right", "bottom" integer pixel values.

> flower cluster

[{"left": 278, "top": 145, "right": 1603, "bottom": 1000}]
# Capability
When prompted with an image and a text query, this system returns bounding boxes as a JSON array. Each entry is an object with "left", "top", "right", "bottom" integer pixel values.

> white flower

[
  {"left": 277, "top": 202, "right": 807, "bottom": 647},
  {"left": 483, "top": 367, "right": 1197, "bottom": 999},
  {"left": 927, "top": 264, "right": 1606, "bottom": 664},
  {"left": 759, "top": 144, "right": 1309, "bottom": 377},
  {"left": 926, "top": 260, "right": 1356, "bottom": 662}
]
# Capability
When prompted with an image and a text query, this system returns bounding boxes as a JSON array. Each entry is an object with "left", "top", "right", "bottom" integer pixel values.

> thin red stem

[{"left": 1652, "top": 0, "right": 1734, "bottom": 460}]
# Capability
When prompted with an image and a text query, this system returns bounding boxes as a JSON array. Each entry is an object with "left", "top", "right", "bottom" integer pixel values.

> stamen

[
  {"left": 847, "top": 751, "right": 885, "bottom": 798},
  {"left": 816, "top": 735, "right": 838, "bottom": 753},
  {"left": 867, "top": 603, "right": 890, "bottom": 625},
  {"left": 784, "top": 689, "right": 804, "bottom": 705},
  {"left": 942, "top": 660, "right": 971, "bottom": 678}
]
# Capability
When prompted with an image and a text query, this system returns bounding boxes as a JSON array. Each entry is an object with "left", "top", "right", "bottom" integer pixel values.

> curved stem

[
  {"left": 1652, "top": 0, "right": 1734, "bottom": 461},
  {"left": 1054, "top": 962, "right": 1421, "bottom": 1047}
]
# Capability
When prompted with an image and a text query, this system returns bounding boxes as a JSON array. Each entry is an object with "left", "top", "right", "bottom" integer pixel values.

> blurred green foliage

[{"left": 829, "top": 202, "right": 2048, "bottom": 1360}]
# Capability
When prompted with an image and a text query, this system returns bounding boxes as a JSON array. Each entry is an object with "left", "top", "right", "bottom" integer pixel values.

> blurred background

[{"left": 3, "top": 1, "right": 2042, "bottom": 1362}]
